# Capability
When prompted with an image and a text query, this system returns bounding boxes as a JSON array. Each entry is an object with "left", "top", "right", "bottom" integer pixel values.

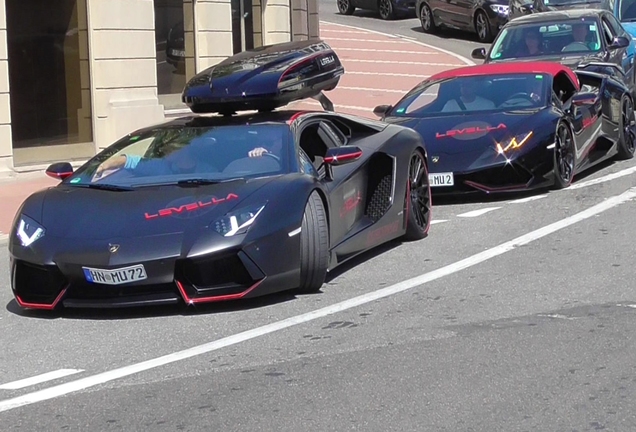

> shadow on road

[{"left": 409, "top": 25, "right": 484, "bottom": 44}]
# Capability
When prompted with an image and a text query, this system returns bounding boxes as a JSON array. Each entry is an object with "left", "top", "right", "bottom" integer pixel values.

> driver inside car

[
  {"left": 442, "top": 80, "right": 496, "bottom": 112},
  {"left": 94, "top": 137, "right": 218, "bottom": 178},
  {"left": 563, "top": 23, "right": 596, "bottom": 51}
]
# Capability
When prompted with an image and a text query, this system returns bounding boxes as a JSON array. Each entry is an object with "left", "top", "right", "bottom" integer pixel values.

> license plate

[
  {"left": 171, "top": 49, "right": 185, "bottom": 57},
  {"left": 82, "top": 264, "right": 147, "bottom": 285},
  {"left": 429, "top": 172, "right": 454, "bottom": 187}
]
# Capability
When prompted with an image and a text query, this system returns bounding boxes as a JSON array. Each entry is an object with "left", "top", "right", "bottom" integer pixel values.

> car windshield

[
  {"left": 65, "top": 123, "right": 292, "bottom": 188},
  {"left": 389, "top": 73, "right": 550, "bottom": 117},
  {"left": 620, "top": 0, "right": 636, "bottom": 21},
  {"left": 489, "top": 18, "right": 602, "bottom": 60}
]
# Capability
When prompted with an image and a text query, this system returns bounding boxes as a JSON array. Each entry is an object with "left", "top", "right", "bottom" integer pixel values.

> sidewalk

[{"left": 0, "top": 21, "right": 472, "bottom": 239}]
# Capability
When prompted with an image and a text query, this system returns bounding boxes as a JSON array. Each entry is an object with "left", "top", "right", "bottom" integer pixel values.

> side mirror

[
  {"left": 471, "top": 48, "right": 487, "bottom": 60},
  {"left": 45, "top": 162, "right": 74, "bottom": 180},
  {"left": 373, "top": 104, "right": 392, "bottom": 117},
  {"left": 571, "top": 91, "right": 597, "bottom": 106},
  {"left": 610, "top": 36, "right": 630, "bottom": 50}
]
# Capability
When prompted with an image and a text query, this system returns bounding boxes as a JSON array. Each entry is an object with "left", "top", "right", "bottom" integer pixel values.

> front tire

[
  {"left": 553, "top": 121, "right": 576, "bottom": 189},
  {"left": 474, "top": 10, "right": 493, "bottom": 43},
  {"left": 298, "top": 191, "right": 329, "bottom": 294},
  {"left": 337, "top": 0, "right": 355, "bottom": 15},
  {"left": 404, "top": 149, "right": 432, "bottom": 240},
  {"left": 420, "top": 3, "right": 438, "bottom": 34},
  {"left": 378, "top": 0, "right": 395, "bottom": 20},
  {"left": 617, "top": 94, "right": 636, "bottom": 160}
]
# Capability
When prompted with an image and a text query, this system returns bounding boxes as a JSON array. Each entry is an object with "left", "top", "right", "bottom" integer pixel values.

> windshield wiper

[{"left": 69, "top": 183, "right": 134, "bottom": 191}]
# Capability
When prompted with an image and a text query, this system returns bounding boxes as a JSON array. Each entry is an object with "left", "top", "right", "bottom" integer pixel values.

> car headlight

[
  {"left": 212, "top": 203, "right": 266, "bottom": 237},
  {"left": 496, "top": 132, "right": 533, "bottom": 154},
  {"left": 490, "top": 4, "right": 509, "bottom": 15},
  {"left": 16, "top": 214, "right": 45, "bottom": 247}
]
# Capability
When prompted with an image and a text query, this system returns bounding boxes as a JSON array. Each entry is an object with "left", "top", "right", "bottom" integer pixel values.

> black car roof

[
  {"left": 150, "top": 110, "right": 302, "bottom": 129},
  {"left": 508, "top": 8, "right": 607, "bottom": 26}
]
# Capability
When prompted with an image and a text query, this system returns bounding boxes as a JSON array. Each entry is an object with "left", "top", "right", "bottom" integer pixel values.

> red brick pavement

[
  {"left": 0, "top": 21, "right": 471, "bottom": 238},
  {"left": 290, "top": 21, "right": 471, "bottom": 117}
]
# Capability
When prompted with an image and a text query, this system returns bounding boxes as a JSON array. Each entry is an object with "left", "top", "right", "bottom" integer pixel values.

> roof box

[{"left": 182, "top": 39, "right": 345, "bottom": 115}]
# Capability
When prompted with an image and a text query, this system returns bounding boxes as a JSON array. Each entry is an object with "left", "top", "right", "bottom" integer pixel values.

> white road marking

[
  {"left": 0, "top": 187, "right": 635, "bottom": 413},
  {"left": 319, "top": 29, "right": 370, "bottom": 34},
  {"left": 335, "top": 47, "right": 439, "bottom": 54},
  {"left": 343, "top": 59, "right": 461, "bottom": 67},
  {"left": 456, "top": 207, "right": 502, "bottom": 218},
  {"left": 0, "top": 370, "right": 84, "bottom": 391},
  {"left": 345, "top": 71, "right": 430, "bottom": 78},
  {"left": 322, "top": 37, "right": 411, "bottom": 44},
  {"left": 0, "top": 232, "right": 7, "bottom": 243},
  {"left": 339, "top": 86, "right": 407, "bottom": 93},
  {"left": 294, "top": 100, "right": 374, "bottom": 112},
  {"left": 321, "top": 20, "right": 475, "bottom": 66},
  {"left": 507, "top": 195, "right": 548, "bottom": 204},
  {"left": 395, "top": 34, "right": 417, "bottom": 40},
  {"left": 569, "top": 165, "right": 636, "bottom": 190},
  {"left": 430, "top": 220, "right": 448, "bottom": 224}
]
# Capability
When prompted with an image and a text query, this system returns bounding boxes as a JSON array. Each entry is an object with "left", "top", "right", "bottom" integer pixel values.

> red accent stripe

[
  {"left": 175, "top": 279, "right": 265, "bottom": 304},
  {"left": 46, "top": 171, "right": 73, "bottom": 180},
  {"left": 324, "top": 151, "right": 362, "bottom": 164},
  {"left": 15, "top": 288, "right": 68, "bottom": 310}
]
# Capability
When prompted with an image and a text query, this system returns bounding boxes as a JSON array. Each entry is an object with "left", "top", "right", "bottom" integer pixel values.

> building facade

[{"left": 0, "top": 0, "right": 319, "bottom": 173}]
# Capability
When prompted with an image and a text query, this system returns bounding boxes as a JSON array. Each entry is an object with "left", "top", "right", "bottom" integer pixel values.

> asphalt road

[
  {"left": 317, "top": 0, "right": 491, "bottom": 62},
  {"left": 3, "top": 8, "right": 636, "bottom": 431},
  {"left": 2, "top": 155, "right": 636, "bottom": 429}
]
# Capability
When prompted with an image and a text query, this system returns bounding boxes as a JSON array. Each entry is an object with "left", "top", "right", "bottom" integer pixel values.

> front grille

[
  {"left": 465, "top": 163, "right": 532, "bottom": 189},
  {"left": 13, "top": 260, "right": 67, "bottom": 305},
  {"left": 64, "top": 282, "right": 179, "bottom": 301}
]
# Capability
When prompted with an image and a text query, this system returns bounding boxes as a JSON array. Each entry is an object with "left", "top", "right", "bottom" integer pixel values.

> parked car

[
  {"left": 509, "top": 0, "right": 611, "bottom": 21},
  {"left": 614, "top": 0, "right": 636, "bottom": 37},
  {"left": 373, "top": 62, "right": 636, "bottom": 195},
  {"left": 471, "top": 10, "right": 636, "bottom": 95},
  {"left": 417, "top": 0, "right": 510, "bottom": 42},
  {"left": 166, "top": 21, "right": 185, "bottom": 70},
  {"left": 337, "top": 0, "right": 416, "bottom": 20},
  {"left": 8, "top": 39, "right": 432, "bottom": 311}
]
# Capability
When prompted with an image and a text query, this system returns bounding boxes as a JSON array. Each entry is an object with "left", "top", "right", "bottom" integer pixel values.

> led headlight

[
  {"left": 16, "top": 214, "right": 45, "bottom": 247},
  {"left": 490, "top": 4, "right": 509, "bottom": 15},
  {"left": 212, "top": 203, "right": 266, "bottom": 237},
  {"left": 496, "top": 131, "right": 533, "bottom": 155}
]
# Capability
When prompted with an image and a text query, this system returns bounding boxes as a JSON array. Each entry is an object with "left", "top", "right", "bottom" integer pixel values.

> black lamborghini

[
  {"left": 8, "top": 39, "right": 432, "bottom": 310},
  {"left": 373, "top": 61, "right": 636, "bottom": 195}
]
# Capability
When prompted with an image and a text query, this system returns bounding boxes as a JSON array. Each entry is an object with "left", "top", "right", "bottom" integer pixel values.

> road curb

[{"left": 320, "top": 20, "right": 476, "bottom": 66}]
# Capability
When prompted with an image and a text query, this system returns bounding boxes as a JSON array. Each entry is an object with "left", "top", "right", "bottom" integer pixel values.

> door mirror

[
  {"left": 571, "top": 91, "right": 597, "bottom": 106},
  {"left": 471, "top": 47, "right": 487, "bottom": 60},
  {"left": 324, "top": 146, "right": 362, "bottom": 166},
  {"left": 45, "top": 162, "right": 74, "bottom": 180},
  {"left": 609, "top": 36, "right": 630, "bottom": 50},
  {"left": 373, "top": 104, "right": 392, "bottom": 117}
]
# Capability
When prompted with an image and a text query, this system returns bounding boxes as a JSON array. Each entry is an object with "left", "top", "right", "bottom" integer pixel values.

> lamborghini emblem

[
  {"left": 432, "top": 156, "right": 440, "bottom": 163},
  {"left": 108, "top": 243, "right": 120, "bottom": 253}
]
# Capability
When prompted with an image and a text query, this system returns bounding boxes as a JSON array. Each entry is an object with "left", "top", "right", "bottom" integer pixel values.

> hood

[
  {"left": 39, "top": 177, "right": 276, "bottom": 240},
  {"left": 386, "top": 110, "right": 547, "bottom": 172}
]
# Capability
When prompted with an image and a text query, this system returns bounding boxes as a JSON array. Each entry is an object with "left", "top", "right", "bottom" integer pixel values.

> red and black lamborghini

[
  {"left": 8, "top": 39, "right": 432, "bottom": 310},
  {"left": 374, "top": 61, "right": 636, "bottom": 195}
]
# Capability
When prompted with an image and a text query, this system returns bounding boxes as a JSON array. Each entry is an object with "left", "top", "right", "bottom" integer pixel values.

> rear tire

[
  {"left": 404, "top": 149, "right": 432, "bottom": 241},
  {"left": 475, "top": 10, "right": 493, "bottom": 43},
  {"left": 617, "top": 94, "right": 636, "bottom": 160},
  {"left": 298, "top": 191, "right": 329, "bottom": 294},
  {"left": 337, "top": 0, "right": 355, "bottom": 15},
  {"left": 420, "top": 3, "right": 438, "bottom": 34},
  {"left": 378, "top": 0, "right": 395, "bottom": 20}
]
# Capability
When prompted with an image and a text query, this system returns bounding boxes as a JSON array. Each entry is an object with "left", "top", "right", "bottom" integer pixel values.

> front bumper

[
  {"left": 10, "top": 229, "right": 301, "bottom": 310},
  {"left": 430, "top": 158, "right": 553, "bottom": 196}
]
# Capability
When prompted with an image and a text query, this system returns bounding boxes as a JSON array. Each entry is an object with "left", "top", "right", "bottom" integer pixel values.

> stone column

[
  {"left": 194, "top": 0, "right": 234, "bottom": 71},
  {"left": 262, "top": 0, "right": 292, "bottom": 45},
  {"left": 0, "top": 0, "right": 11, "bottom": 173},
  {"left": 88, "top": 0, "right": 164, "bottom": 149}
]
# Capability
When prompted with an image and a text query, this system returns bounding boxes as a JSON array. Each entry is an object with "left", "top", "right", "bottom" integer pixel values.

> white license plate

[
  {"left": 82, "top": 264, "right": 147, "bottom": 285},
  {"left": 429, "top": 172, "right": 454, "bottom": 187},
  {"left": 171, "top": 49, "right": 185, "bottom": 57}
]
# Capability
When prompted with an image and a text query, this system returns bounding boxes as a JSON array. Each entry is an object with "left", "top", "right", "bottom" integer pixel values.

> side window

[
  {"left": 318, "top": 121, "right": 347, "bottom": 147},
  {"left": 299, "top": 150, "right": 318, "bottom": 177},
  {"left": 605, "top": 13, "right": 625, "bottom": 36},
  {"left": 601, "top": 19, "right": 615, "bottom": 45}
]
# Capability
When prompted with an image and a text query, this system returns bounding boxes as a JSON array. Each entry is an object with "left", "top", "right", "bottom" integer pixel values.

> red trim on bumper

[
  {"left": 175, "top": 279, "right": 265, "bottom": 305},
  {"left": 15, "top": 287, "right": 68, "bottom": 310}
]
